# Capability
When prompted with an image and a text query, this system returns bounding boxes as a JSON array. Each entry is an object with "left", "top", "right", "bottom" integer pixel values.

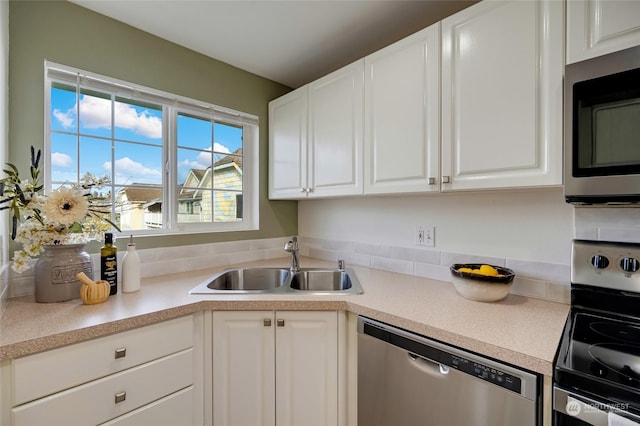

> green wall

[{"left": 8, "top": 0, "right": 297, "bottom": 251}]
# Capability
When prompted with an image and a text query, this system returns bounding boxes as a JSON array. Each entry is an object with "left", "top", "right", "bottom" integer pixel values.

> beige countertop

[{"left": 0, "top": 257, "right": 569, "bottom": 375}]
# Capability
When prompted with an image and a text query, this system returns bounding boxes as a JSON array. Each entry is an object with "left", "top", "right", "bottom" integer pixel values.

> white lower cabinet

[
  {"left": 6, "top": 315, "right": 200, "bottom": 426},
  {"left": 212, "top": 310, "right": 343, "bottom": 426}
]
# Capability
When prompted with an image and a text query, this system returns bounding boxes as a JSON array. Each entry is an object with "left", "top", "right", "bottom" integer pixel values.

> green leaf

[
  {"left": 5, "top": 163, "right": 19, "bottom": 175},
  {"left": 68, "top": 222, "right": 83, "bottom": 233}
]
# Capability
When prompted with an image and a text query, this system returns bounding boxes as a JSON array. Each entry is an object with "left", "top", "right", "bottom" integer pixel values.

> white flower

[
  {"left": 11, "top": 251, "right": 31, "bottom": 273},
  {"left": 43, "top": 187, "right": 89, "bottom": 225}
]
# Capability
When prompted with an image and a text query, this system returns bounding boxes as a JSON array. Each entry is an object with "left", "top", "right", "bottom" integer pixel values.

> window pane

[
  {"left": 178, "top": 113, "right": 212, "bottom": 150},
  {"left": 50, "top": 132, "right": 77, "bottom": 184},
  {"left": 78, "top": 91, "right": 112, "bottom": 138},
  {"left": 80, "top": 137, "right": 111, "bottom": 182},
  {"left": 213, "top": 190, "right": 242, "bottom": 223},
  {"left": 177, "top": 148, "right": 212, "bottom": 187},
  {"left": 214, "top": 122, "right": 242, "bottom": 154},
  {"left": 213, "top": 153, "right": 243, "bottom": 192},
  {"left": 114, "top": 142, "right": 163, "bottom": 185},
  {"left": 177, "top": 187, "right": 207, "bottom": 224},
  {"left": 115, "top": 185, "right": 163, "bottom": 231},
  {"left": 50, "top": 84, "right": 77, "bottom": 132},
  {"left": 114, "top": 98, "right": 162, "bottom": 144}
]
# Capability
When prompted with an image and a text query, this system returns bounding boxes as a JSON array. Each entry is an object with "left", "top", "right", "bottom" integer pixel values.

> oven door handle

[{"left": 554, "top": 386, "right": 640, "bottom": 425}]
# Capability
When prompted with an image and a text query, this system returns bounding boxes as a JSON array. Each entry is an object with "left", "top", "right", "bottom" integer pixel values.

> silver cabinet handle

[
  {"left": 442, "top": 176, "right": 451, "bottom": 184},
  {"left": 115, "top": 348, "right": 126, "bottom": 359},
  {"left": 115, "top": 392, "right": 126, "bottom": 404},
  {"left": 301, "top": 188, "right": 307, "bottom": 193},
  {"left": 428, "top": 177, "right": 436, "bottom": 185},
  {"left": 264, "top": 319, "right": 272, "bottom": 327},
  {"left": 277, "top": 319, "right": 285, "bottom": 327}
]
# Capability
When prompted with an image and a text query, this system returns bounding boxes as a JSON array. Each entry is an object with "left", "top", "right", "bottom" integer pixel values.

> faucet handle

[{"left": 338, "top": 259, "right": 345, "bottom": 270}]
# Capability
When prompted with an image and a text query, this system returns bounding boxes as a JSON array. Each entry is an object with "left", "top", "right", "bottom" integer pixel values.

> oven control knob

[
  {"left": 591, "top": 255, "right": 609, "bottom": 269},
  {"left": 620, "top": 257, "right": 640, "bottom": 273}
]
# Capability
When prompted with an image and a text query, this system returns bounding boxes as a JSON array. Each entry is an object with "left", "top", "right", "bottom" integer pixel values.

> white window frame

[{"left": 44, "top": 61, "right": 259, "bottom": 236}]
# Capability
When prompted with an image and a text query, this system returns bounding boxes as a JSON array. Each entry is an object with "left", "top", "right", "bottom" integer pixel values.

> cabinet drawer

[
  {"left": 12, "top": 348, "right": 193, "bottom": 426},
  {"left": 99, "top": 387, "right": 194, "bottom": 426},
  {"left": 13, "top": 315, "right": 193, "bottom": 405}
]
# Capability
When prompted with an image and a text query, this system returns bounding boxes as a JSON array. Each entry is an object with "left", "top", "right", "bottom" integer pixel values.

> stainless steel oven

[
  {"left": 553, "top": 240, "right": 640, "bottom": 425},
  {"left": 564, "top": 45, "right": 640, "bottom": 205}
]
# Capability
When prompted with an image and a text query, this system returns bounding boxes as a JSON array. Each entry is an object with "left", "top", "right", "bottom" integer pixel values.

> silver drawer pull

[
  {"left": 115, "top": 392, "right": 126, "bottom": 404},
  {"left": 115, "top": 348, "right": 127, "bottom": 359},
  {"left": 277, "top": 319, "right": 285, "bottom": 327},
  {"left": 264, "top": 319, "right": 272, "bottom": 327}
]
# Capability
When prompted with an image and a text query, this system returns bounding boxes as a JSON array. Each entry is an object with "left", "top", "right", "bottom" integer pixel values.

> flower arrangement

[{"left": 0, "top": 147, "right": 120, "bottom": 272}]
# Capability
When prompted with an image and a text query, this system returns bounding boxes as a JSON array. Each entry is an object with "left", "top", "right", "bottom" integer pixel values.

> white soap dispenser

[{"left": 122, "top": 235, "right": 141, "bottom": 293}]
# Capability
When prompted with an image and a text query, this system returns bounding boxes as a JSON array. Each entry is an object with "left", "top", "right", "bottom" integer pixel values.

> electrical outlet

[{"left": 415, "top": 225, "right": 435, "bottom": 247}]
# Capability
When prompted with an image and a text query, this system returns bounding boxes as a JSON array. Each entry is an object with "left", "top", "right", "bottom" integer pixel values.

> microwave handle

[{"left": 553, "top": 386, "right": 640, "bottom": 425}]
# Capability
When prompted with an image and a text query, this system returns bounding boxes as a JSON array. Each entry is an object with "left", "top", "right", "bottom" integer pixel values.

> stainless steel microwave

[{"left": 564, "top": 44, "right": 640, "bottom": 205}]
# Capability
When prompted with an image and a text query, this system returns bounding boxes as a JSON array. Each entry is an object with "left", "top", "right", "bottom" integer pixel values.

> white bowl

[{"left": 450, "top": 264, "right": 515, "bottom": 302}]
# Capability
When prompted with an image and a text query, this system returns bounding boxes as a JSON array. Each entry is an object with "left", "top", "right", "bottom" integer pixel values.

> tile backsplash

[{"left": 298, "top": 236, "right": 571, "bottom": 304}]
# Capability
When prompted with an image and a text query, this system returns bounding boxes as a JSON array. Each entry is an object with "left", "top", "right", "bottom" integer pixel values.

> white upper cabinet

[
  {"left": 269, "top": 87, "right": 308, "bottom": 199},
  {"left": 364, "top": 23, "right": 440, "bottom": 194},
  {"left": 567, "top": 0, "right": 640, "bottom": 64},
  {"left": 308, "top": 61, "right": 364, "bottom": 198},
  {"left": 440, "top": 0, "right": 564, "bottom": 191},
  {"left": 269, "top": 60, "right": 364, "bottom": 199}
]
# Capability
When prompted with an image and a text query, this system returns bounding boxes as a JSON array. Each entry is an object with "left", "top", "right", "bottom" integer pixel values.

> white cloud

[
  {"left": 104, "top": 157, "right": 162, "bottom": 185},
  {"left": 53, "top": 109, "right": 74, "bottom": 128},
  {"left": 51, "top": 152, "right": 72, "bottom": 167},
  {"left": 188, "top": 144, "right": 232, "bottom": 169},
  {"left": 53, "top": 95, "right": 162, "bottom": 139}
]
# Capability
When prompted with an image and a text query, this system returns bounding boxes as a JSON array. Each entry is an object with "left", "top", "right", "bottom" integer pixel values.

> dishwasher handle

[{"left": 408, "top": 352, "right": 450, "bottom": 375}]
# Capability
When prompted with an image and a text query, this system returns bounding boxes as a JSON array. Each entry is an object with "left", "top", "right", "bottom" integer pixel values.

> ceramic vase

[{"left": 35, "top": 244, "right": 93, "bottom": 303}]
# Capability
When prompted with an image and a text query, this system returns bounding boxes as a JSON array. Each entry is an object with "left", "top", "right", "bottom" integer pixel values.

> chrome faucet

[{"left": 284, "top": 237, "right": 300, "bottom": 272}]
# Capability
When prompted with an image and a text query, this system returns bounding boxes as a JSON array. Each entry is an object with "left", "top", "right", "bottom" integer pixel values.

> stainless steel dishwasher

[{"left": 358, "top": 317, "right": 540, "bottom": 426}]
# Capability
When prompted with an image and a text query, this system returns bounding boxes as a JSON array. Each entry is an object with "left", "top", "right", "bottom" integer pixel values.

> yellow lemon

[
  {"left": 478, "top": 264, "right": 499, "bottom": 276},
  {"left": 458, "top": 267, "right": 474, "bottom": 273}
]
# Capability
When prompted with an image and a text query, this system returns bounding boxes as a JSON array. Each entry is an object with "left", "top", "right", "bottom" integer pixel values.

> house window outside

[{"left": 45, "top": 62, "right": 258, "bottom": 235}]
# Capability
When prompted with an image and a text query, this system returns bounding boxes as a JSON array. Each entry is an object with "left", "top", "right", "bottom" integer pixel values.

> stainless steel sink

[
  {"left": 189, "top": 268, "right": 290, "bottom": 294},
  {"left": 290, "top": 269, "right": 355, "bottom": 293},
  {"left": 189, "top": 267, "right": 363, "bottom": 295}
]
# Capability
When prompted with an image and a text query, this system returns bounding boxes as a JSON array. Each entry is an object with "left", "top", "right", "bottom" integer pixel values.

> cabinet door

[
  {"left": 275, "top": 311, "right": 338, "bottom": 426},
  {"left": 364, "top": 24, "right": 440, "bottom": 194},
  {"left": 441, "top": 0, "right": 563, "bottom": 191},
  {"left": 212, "top": 311, "right": 275, "bottom": 426},
  {"left": 269, "top": 88, "right": 308, "bottom": 199},
  {"left": 567, "top": 0, "right": 640, "bottom": 64},
  {"left": 308, "top": 60, "right": 364, "bottom": 197}
]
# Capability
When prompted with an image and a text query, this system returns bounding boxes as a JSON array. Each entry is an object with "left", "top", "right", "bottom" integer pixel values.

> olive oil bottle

[{"left": 101, "top": 233, "right": 118, "bottom": 295}]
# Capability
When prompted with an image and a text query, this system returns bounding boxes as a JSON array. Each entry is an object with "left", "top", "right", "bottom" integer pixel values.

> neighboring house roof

[
  {"left": 215, "top": 148, "right": 243, "bottom": 169},
  {"left": 118, "top": 186, "right": 163, "bottom": 204},
  {"left": 191, "top": 169, "right": 207, "bottom": 181}
]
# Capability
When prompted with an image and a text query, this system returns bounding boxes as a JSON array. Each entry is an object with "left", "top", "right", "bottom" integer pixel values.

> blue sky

[{"left": 50, "top": 86, "right": 243, "bottom": 187}]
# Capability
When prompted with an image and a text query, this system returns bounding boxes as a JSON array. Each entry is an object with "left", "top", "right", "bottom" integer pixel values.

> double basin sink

[{"left": 189, "top": 267, "right": 363, "bottom": 295}]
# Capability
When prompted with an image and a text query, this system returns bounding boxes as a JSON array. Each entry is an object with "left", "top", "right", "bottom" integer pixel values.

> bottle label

[{"left": 101, "top": 255, "right": 117, "bottom": 294}]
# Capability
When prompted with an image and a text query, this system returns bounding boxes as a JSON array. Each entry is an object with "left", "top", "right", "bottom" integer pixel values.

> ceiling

[{"left": 70, "top": 0, "right": 477, "bottom": 88}]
